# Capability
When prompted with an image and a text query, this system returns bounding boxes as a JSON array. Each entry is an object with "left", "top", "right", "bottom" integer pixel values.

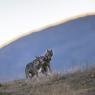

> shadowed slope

[{"left": 0, "top": 15, "right": 95, "bottom": 81}]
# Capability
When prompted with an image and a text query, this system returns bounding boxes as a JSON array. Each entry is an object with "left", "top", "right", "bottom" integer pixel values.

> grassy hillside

[{"left": 0, "top": 67, "right": 95, "bottom": 95}]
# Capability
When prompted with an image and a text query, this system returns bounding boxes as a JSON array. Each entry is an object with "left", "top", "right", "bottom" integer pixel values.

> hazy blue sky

[{"left": 0, "top": 0, "right": 95, "bottom": 48}]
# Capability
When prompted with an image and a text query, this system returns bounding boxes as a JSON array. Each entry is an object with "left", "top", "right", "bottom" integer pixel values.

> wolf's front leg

[{"left": 48, "top": 64, "right": 52, "bottom": 73}]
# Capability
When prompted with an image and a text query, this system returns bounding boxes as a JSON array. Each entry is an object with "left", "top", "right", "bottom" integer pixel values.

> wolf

[
  {"left": 25, "top": 57, "right": 42, "bottom": 79},
  {"left": 25, "top": 49, "right": 53, "bottom": 79},
  {"left": 40, "top": 49, "right": 53, "bottom": 75}
]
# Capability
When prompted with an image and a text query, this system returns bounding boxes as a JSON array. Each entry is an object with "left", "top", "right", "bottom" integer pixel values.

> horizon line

[{"left": 0, "top": 12, "right": 95, "bottom": 49}]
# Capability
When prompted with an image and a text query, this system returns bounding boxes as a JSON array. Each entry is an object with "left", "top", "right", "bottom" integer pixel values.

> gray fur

[{"left": 25, "top": 49, "right": 53, "bottom": 79}]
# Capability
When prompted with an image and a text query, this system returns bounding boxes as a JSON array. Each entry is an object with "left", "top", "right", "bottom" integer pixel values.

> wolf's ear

[
  {"left": 47, "top": 49, "right": 49, "bottom": 52},
  {"left": 47, "top": 48, "right": 52, "bottom": 52},
  {"left": 46, "top": 49, "right": 49, "bottom": 52}
]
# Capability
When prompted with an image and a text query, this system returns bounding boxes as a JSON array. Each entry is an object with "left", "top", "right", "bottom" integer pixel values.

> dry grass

[{"left": 0, "top": 67, "right": 95, "bottom": 95}]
